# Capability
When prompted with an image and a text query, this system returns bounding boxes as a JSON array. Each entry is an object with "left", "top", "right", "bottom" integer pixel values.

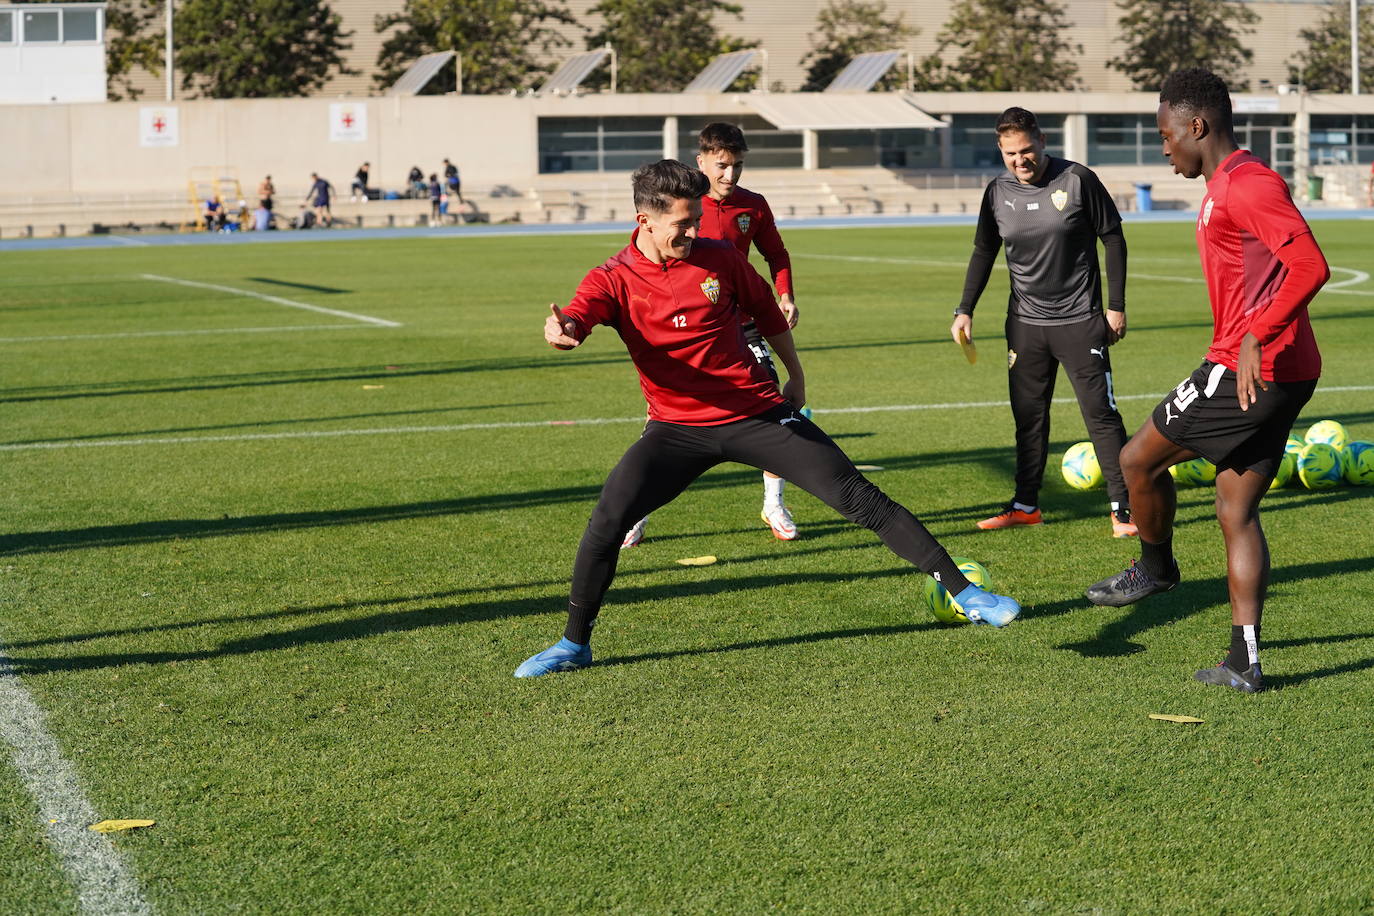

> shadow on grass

[
  {"left": 245, "top": 277, "right": 349, "bottom": 295},
  {"left": 1054, "top": 556, "right": 1374, "bottom": 669},
  {"left": 0, "top": 445, "right": 1020, "bottom": 556},
  {"left": 2, "top": 402, "right": 546, "bottom": 446},
  {"left": 0, "top": 352, "right": 637, "bottom": 404},
  {"left": 4, "top": 565, "right": 931, "bottom": 676}
]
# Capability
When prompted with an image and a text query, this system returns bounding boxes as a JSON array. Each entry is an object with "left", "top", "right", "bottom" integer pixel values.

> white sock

[
  {"left": 1013, "top": 501, "right": 1036, "bottom": 514},
  {"left": 764, "top": 474, "right": 785, "bottom": 509}
]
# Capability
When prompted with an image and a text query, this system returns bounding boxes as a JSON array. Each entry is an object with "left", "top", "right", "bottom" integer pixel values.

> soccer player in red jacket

[
  {"left": 621, "top": 122, "right": 801, "bottom": 548},
  {"left": 516, "top": 160, "right": 1020, "bottom": 677},
  {"left": 1085, "top": 69, "right": 1329, "bottom": 693}
]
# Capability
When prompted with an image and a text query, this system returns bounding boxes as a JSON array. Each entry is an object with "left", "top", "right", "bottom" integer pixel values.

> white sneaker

[
  {"left": 621, "top": 517, "right": 647, "bottom": 549},
  {"left": 761, "top": 505, "right": 798, "bottom": 541}
]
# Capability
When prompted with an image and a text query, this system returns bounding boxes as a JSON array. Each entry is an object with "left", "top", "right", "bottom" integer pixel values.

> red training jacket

[
  {"left": 562, "top": 231, "right": 790, "bottom": 425},
  {"left": 700, "top": 186, "right": 793, "bottom": 297}
]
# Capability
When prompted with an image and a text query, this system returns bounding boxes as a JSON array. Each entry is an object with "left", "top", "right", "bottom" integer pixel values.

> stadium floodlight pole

[{"left": 165, "top": 0, "right": 174, "bottom": 101}]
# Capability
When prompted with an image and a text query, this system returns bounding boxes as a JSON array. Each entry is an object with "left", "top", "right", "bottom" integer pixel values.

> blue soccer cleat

[
  {"left": 514, "top": 638, "right": 592, "bottom": 678},
  {"left": 954, "top": 584, "right": 1021, "bottom": 627}
]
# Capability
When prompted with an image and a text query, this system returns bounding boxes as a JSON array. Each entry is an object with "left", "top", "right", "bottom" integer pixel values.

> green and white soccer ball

[
  {"left": 1169, "top": 457, "right": 1217, "bottom": 487},
  {"left": 1305, "top": 420, "right": 1349, "bottom": 452},
  {"left": 1297, "top": 442, "right": 1344, "bottom": 490},
  {"left": 1285, "top": 434, "right": 1306, "bottom": 456},
  {"left": 1061, "top": 441, "right": 1102, "bottom": 490},
  {"left": 923, "top": 557, "right": 991, "bottom": 626},
  {"left": 1268, "top": 450, "right": 1296, "bottom": 491},
  {"left": 1343, "top": 440, "right": 1374, "bottom": 486}
]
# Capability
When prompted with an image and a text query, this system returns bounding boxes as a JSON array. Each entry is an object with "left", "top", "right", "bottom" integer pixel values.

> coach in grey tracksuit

[{"left": 951, "top": 107, "right": 1134, "bottom": 537}]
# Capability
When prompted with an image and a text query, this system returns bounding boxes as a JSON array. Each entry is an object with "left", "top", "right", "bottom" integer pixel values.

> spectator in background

[
  {"left": 306, "top": 172, "right": 334, "bottom": 228},
  {"left": 443, "top": 158, "right": 465, "bottom": 205},
  {"left": 257, "top": 174, "right": 275, "bottom": 215},
  {"left": 203, "top": 195, "right": 226, "bottom": 232},
  {"left": 408, "top": 166, "right": 426, "bottom": 198},
  {"left": 352, "top": 162, "right": 371, "bottom": 202},
  {"left": 428, "top": 173, "right": 442, "bottom": 226}
]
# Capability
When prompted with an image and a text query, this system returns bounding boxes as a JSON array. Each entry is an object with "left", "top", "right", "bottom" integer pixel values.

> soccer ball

[
  {"left": 1343, "top": 440, "right": 1374, "bottom": 486},
  {"left": 1297, "top": 442, "right": 1344, "bottom": 490},
  {"left": 1285, "top": 435, "right": 1306, "bottom": 456},
  {"left": 1169, "top": 457, "right": 1217, "bottom": 487},
  {"left": 1061, "top": 441, "right": 1102, "bottom": 490},
  {"left": 924, "top": 557, "right": 991, "bottom": 625},
  {"left": 1268, "top": 450, "right": 1296, "bottom": 491},
  {"left": 1305, "top": 420, "right": 1349, "bottom": 451}
]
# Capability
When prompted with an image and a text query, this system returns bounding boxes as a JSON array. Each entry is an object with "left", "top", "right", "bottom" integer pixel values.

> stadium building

[{"left": 1, "top": 0, "right": 1371, "bottom": 236}]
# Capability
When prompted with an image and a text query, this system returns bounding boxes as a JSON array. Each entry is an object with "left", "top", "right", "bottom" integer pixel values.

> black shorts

[
  {"left": 741, "top": 320, "right": 779, "bottom": 385},
  {"left": 1151, "top": 361, "right": 1316, "bottom": 476}
]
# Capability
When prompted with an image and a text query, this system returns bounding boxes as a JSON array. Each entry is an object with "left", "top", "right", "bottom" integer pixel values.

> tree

[
  {"left": 1288, "top": 0, "right": 1374, "bottom": 93},
  {"left": 105, "top": 0, "right": 164, "bottom": 101},
  {"left": 375, "top": 0, "right": 579, "bottom": 95},
  {"left": 917, "top": 0, "right": 1081, "bottom": 91},
  {"left": 583, "top": 0, "right": 756, "bottom": 93},
  {"left": 800, "top": 0, "right": 917, "bottom": 92},
  {"left": 174, "top": 0, "right": 356, "bottom": 98},
  {"left": 1109, "top": 0, "right": 1259, "bottom": 91}
]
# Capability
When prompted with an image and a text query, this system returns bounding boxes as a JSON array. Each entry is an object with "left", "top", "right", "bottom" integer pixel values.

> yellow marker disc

[
  {"left": 957, "top": 330, "right": 978, "bottom": 365},
  {"left": 676, "top": 556, "right": 718, "bottom": 566},
  {"left": 89, "top": 819, "right": 156, "bottom": 833},
  {"left": 1148, "top": 714, "right": 1204, "bottom": 724}
]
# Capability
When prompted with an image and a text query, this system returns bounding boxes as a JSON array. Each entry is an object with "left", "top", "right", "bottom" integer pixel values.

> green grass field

[{"left": 3, "top": 220, "right": 1373, "bottom": 913}]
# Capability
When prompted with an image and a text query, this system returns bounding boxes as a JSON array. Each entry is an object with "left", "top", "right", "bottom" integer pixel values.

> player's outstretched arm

[
  {"left": 544, "top": 303, "right": 582, "bottom": 350},
  {"left": 764, "top": 329, "right": 806, "bottom": 409}
]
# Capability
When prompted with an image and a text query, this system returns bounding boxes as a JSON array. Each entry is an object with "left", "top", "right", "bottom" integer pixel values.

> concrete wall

[
  {"left": 0, "top": 37, "right": 105, "bottom": 104},
  {"left": 4, "top": 89, "right": 1370, "bottom": 199}
]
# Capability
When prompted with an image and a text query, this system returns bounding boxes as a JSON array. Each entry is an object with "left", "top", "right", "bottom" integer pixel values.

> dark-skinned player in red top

[
  {"left": 1085, "top": 69, "right": 1329, "bottom": 693},
  {"left": 621, "top": 123, "right": 802, "bottom": 549},
  {"left": 516, "top": 160, "right": 1020, "bottom": 677}
]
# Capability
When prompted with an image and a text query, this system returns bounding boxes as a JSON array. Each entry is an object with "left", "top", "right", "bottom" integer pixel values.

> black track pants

[
  {"left": 569, "top": 404, "right": 961, "bottom": 611},
  {"left": 1006, "top": 314, "right": 1129, "bottom": 507}
]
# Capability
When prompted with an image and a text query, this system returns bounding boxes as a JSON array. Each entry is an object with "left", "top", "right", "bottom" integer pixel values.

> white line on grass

[
  {"left": 0, "top": 640, "right": 153, "bottom": 915},
  {"left": 794, "top": 253, "right": 1374, "bottom": 296},
  {"left": 3, "top": 386, "right": 1371, "bottom": 452},
  {"left": 0, "top": 325, "right": 378, "bottom": 344},
  {"left": 140, "top": 273, "right": 402, "bottom": 328}
]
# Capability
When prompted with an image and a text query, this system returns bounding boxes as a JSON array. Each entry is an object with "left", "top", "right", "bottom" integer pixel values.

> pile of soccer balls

[{"left": 1058, "top": 420, "right": 1374, "bottom": 493}]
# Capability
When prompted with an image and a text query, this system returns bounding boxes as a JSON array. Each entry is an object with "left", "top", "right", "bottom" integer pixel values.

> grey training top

[{"left": 957, "top": 157, "right": 1124, "bottom": 325}]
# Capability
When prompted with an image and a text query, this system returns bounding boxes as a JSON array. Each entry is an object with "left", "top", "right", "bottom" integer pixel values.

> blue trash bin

[{"left": 1134, "top": 182, "right": 1153, "bottom": 212}]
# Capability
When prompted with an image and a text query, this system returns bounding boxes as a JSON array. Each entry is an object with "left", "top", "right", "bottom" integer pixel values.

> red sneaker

[{"left": 976, "top": 505, "right": 1043, "bottom": 530}]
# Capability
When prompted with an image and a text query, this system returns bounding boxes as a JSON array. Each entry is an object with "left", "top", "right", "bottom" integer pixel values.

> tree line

[{"left": 104, "top": 0, "right": 1373, "bottom": 100}]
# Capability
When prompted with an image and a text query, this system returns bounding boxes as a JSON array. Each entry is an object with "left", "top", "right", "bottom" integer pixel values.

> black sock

[
  {"left": 1225, "top": 624, "right": 1260, "bottom": 672},
  {"left": 931, "top": 556, "right": 971, "bottom": 596},
  {"left": 1138, "top": 537, "right": 1175, "bottom": 581},
  {"left": 564, "top": 602, "right": 598, "bottom": 645}
]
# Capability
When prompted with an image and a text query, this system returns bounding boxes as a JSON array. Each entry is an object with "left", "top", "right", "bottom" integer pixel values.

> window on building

[
  {"left": 538, "top": 117, "right": 662, "bottom": 173},
  {"left": 1310, "top": 114, "right": 1374, "bottom": 165},
  {"left": 676, "top": 115, "right": 803, "bottom": 169},
  {"left": 1233, "top": 114, "right": 1291, "bottom": 175},
  {"left": 818, "top": 128, "right": 942, "bottom": 169},
  {"left": 22, "top": 9, "right": 61, "bottom": 42},
  {"left": 0, "top": 11, "right": 14, "bottom": 44},
  {"left": 1087, "top": 114, "right": 1153, "bottom": 166},
  {"left": 951, "top": 114, "right": 1064, "bottom": 168},
  {"left": 64, "top": 7, "right": 100, "bottom": 42}
]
